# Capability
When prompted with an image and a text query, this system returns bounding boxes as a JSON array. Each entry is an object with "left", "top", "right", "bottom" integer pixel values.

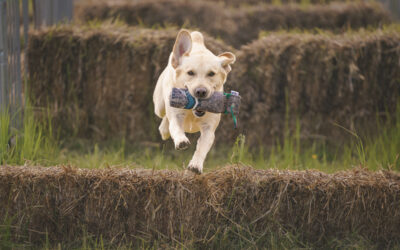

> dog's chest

[{"left": 182, "top": 111, "right": 202, "bottom": 133}]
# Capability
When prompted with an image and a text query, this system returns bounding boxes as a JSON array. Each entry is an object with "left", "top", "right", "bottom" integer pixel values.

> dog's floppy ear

[
  {"left": 172, "top": 30, "right": 192, "bottom": 69},
  {"left": 218, "top": 52, "right": 236, "bottom": 73}
]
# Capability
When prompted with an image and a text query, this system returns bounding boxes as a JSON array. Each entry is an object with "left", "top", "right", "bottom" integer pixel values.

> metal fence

[
  {"left": 0, "top": 0, "right": 22, "bottom": 129},
  {"left": 33, "top": 0, "right": 73, "bottom": 28},
  {"left": 0, "top": 0, "right": 73, "bottom": 130},
  {"left": 379, "top": 0, "right": 400, "bottom": 20}
]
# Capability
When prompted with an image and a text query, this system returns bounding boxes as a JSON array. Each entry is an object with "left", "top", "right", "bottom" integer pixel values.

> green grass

[
  {"left": 1, "top": 216, "right": 396, "bottom": 250},
  {"left": 1, "top": 102, "right": 399, "bottom": 173},
  {"left": 2, "top": 222, "right": 398, "bottom": 250},
  {"left": 0, "top": 108, "right": 11, "bottom": 163},
  {"left": 0, "top": 103, "right": 58, "bottom": 166}
]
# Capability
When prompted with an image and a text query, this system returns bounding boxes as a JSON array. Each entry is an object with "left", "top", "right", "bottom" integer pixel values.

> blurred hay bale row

[
  {"left": 76, "top": 0, "right": 385, "bottom": 9},
  {"left": 28, "top": 25, "right": 400, "bottom": 147},
  {"left": 220, "top": 29, "right": 400, "bottom": 147},
  {"left": 76, "top": 1, "right": 391, "bottom": 48},
  {"left": 198, "top": 0, "right": 373, "bottom": 5},
  {"left": 1, "top": 165, "right": 399, "bottom": 246},
  {"left": 28, "top": 26, "right": 229, "bottom": 143}
]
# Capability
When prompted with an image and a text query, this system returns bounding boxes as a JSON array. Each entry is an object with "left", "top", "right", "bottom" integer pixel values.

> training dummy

[{"left": 170, "top": 88, "right": 241, "bottom": 128}]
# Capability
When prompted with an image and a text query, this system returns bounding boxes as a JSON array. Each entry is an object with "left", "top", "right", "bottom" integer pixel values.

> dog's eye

[
  {"left": 187, "top": 70, "right": 195, "bottom": 76},
  {"left": 207, "top": 71, "right": 215, "bottom": 77}
]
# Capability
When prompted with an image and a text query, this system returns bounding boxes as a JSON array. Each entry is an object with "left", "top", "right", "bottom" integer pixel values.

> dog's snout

[{"left": 194, "top": 87, "right": 208, "bottom": 98}]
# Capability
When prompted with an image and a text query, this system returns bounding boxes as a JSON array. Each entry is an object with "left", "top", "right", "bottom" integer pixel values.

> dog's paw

[
  {"left": 187, "top": 163, "right": 203, "bottom": 174},
  {"left": 175, "top": 138, "right": 190, "bottom": 150}
]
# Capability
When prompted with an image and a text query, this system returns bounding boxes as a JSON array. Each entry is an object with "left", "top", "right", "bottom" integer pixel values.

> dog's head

[{"left": 171, "top": 29, "right": 235, "bottom": 100}]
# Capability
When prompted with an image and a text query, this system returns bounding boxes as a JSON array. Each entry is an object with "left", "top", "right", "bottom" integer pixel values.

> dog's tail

[{"left": 191, "top": 31, "right": 204, "bottom": 45}]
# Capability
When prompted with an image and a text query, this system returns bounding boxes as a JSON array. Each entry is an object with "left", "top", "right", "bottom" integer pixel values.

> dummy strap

[
  {"left": 223, "top": 93, "right": 238, "bottom": 129},
  {"left": 184, "top": 90, "right": 196, "bottom": 109}
]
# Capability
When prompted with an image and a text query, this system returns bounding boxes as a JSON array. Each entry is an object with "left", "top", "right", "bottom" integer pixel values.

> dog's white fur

[{"left": 153, "top": 30, "right": 235, "bottom": 173}]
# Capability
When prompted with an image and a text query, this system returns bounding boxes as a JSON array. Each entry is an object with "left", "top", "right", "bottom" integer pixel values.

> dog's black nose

[{"left": 194, "top": 87, "right": 207, "bottom": 98}]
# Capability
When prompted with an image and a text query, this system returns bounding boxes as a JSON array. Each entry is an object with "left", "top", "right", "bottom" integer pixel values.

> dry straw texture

[
  {"left": 76, "top": 1, "right": 391, "bottom": 48},
  {"left": 196, "top": 0, "right": 385, "bottom": 6},
  {"left": 78, "top": 0, "right": 369, "bottom": 5},
  {"left": 219, "top": 30, "right": 400, "bottom": 147},
  {"left": 28, "top": 26, "right": 231, "bottom": 143},
  {"left": 1, "top": 165, "right": 400, "bottom": 246},
  {"left": 76, "top": 0, "right": 238, "bottom": 46}
]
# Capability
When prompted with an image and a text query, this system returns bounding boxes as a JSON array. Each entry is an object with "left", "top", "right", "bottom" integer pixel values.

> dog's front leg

[
  {"left": 188, "top": 124, "right": 216, "bottom": 174},
  {"left": 168, "top": 110, "right": 190, "bottom": 150}
]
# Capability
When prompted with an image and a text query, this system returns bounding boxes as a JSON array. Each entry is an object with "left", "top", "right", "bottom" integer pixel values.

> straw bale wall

[
  {"left": 219, "top": 31, "right": 400, "bottom": 146},
  {"left": 76, "top": 1, "right": 391, "bottom": 48},
  {"left": 28, "top": 26, "right": 230, "bottom": 143},
  {"left": 1, "top": 165, "right": 399, "bottom": 246},
  {"left": 28, "top": 26, "right": 400, "bottom": 147}
]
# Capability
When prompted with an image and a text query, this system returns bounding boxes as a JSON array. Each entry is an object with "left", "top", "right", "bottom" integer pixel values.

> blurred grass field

[{"left": 1, "top": 97, "right": 399, "bottom": 173}]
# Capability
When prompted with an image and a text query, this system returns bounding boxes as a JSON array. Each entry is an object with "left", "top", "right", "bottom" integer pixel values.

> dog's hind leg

[{"left": 159, "top": 117, "right": 170, "bottom": 140}]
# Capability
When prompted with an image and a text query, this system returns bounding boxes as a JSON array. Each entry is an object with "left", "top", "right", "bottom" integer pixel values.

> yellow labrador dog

[{"left": 153, "top": 29, "right": 235, "bottom": 174}]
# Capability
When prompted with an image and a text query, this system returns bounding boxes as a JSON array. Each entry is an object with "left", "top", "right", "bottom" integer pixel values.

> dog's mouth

[{"left": 194, "top": 110, "right": 205, "bottom": 117}]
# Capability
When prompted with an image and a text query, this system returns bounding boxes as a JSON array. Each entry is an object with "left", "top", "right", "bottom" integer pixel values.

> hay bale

[
  {"left": 76, "top": 0, "right": 239, "bottom": 46},
  {"left": 1, "top": 165, "right": 400, "bottom": 247},
  {"left": 231, "top": 3, "right": 391, "bottom": 47},
  {"left": 76, "top": 0, "right": 382, "bottom": 8},
  {"left": 27, "top": 25, "right": 231, "bottom": 143},
  {"left": 76, "top": 1, "right": 391, "bottom": 48},
  {"left": 218, "top": 29, "right": 400, "bottom": 147},
  {"left": 195, "top": 0, "right": 384, "bottom": 6},
  {"left": 28, "top": 26, "right": 400, "bottom": 148}
]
